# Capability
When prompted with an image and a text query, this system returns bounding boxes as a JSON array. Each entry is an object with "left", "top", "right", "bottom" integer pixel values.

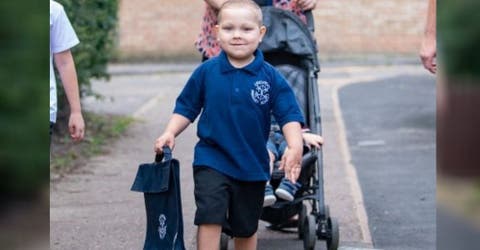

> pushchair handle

[
  {"left": 155, "top": 146, "right": 172, "bottom": 163},
  {"left": 304, "top": 10, "right": 315, "bottom": 33},
  {"left": 255, "top": 0, "right": 315, "bottom": 32}
]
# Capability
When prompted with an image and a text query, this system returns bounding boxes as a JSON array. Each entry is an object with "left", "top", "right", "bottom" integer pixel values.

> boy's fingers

[
  {"left": 291, "top": 164, "right": 301, "bottom": 184},
  {"left": 154, "top": 138, "right": 164, "bottom": 153},
  {"left": 154, "top": 145, "right": 163, "bottom": 154},
  {"left": 167, "top": 141, "right": 175, "bottom": 150},
  {"left": 154, "top": 136, "right": 175, "bottom": 153},
  {"left": 279, "top": 154, "right": 287, "bottom": 170}
]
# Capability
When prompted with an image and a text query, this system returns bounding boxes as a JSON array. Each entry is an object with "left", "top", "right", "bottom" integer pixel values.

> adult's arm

[
  {"left": 419, "top": 0, "right": 436, "bottom": 74},
  {"left": 204, "top": 0, "right": 228, "bottom": 10},
  {"left": 297, "top": 0, "right": 319, "bottom": 11}
]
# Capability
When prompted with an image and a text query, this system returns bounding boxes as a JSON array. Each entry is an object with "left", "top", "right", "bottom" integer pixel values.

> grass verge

[
  {"left": 437, "top": 176, "right": 480, "bottom": 227},
  {"left": 50, "top": 111, "right": 135, "bottom": 180}
]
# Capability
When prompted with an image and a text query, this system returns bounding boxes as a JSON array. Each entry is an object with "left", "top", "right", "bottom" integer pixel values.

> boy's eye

[{"left": 222, "top": 26, "right": 233, "bottom": 31}]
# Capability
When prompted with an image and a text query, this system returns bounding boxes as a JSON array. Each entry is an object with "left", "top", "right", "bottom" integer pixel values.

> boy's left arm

[{"left": 279, "top": 121, "right": 303, "bottom": 183}]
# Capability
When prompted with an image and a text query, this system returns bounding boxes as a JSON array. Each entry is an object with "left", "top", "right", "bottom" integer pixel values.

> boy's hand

[
  {"left": 279, "top": 146, "right": 303, "bottom": 184},
  {"left": 69, "top": 112, "right": 85, "bottom": 141},
  {"left": 154, "top": 132, "right": 175, "bottom": 154}
]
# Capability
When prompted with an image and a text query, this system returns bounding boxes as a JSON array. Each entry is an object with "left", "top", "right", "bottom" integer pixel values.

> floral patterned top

[{"left": 195, "top": 0, "right": 308, "bottom": 59}]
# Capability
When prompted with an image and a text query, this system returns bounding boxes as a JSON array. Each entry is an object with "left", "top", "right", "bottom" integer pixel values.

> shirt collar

[{"left": 219, "top": 49, "right": 264, "bottom": 75}]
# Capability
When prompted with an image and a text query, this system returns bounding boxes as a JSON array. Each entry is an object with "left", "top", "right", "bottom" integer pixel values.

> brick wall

[{"left": 117, "top": 0, "right": 427, "bottom": 61}]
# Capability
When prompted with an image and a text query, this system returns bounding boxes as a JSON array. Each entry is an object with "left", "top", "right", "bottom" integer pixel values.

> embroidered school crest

[
  {"left": 158, "top": 214, "right": 167, "bottom": 239},
  {"left": 251, "top": 81, "right": 270, "bottom": 105}
]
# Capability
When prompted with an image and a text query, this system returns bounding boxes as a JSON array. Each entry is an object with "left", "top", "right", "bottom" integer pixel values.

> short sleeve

[
  {"left": 173, "top": 67, "right": 205, "bottom": 122},
  {"left": 50, "top": 2, "right": 79, "bottom": 53}
]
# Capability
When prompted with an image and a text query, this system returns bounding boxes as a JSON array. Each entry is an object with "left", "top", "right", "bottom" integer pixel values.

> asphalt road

[{"left": 338, "top": 74, "right": 436, "bottom": 250}]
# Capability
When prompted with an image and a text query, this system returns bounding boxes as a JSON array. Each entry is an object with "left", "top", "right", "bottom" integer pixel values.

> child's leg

[
  {"left": 264, "top": 143, "right": 278, "bottom": 207},
  {"left": 193, "top": 167, "right": 230, "bottom": 249},
  {"left": 234, "top": 233, "right": 257, "bottom": 250},
  {"left": 197, "top": 224, "right": 222, "bottom": 250},
  {"left": 228, "top": 179, "right": 264, "bottom": 249},
  {"left": 266, "top": 139, "right": 279, "bottom": 184},
  {"left": 267, "top": 150, "right": 276, "bottom": 183}
]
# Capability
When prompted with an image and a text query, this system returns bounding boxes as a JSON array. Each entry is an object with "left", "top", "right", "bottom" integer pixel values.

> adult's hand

[
  {"left": 420, "top": 37, "right": 436, "bottom": 74},
  {"left": 296, "top": 0, "right": 318, "bottom": 11}
]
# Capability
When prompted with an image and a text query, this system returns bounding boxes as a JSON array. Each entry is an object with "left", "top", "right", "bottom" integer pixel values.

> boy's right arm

[{"left": 154, "top": 114, "right": 191, "bottom": 153}]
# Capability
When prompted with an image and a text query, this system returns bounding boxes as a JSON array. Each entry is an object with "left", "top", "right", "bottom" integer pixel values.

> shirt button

[{"left": 235, "top": 88, "right": 239, "bottom": 92}]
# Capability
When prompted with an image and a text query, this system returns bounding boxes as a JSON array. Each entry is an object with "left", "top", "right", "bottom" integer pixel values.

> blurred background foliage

[
  {"left": 0, "top": 0, "right": 118, "bottom": 198},
  {"left": 437, "top": 1, "right": 480, "bottom": 249},
  {"left": 56, "top": 0, "right": 118, "bottom": 104},
  {"left": 438, "top": 0, "right": 480, "bottom": 82},
  {"left": 0, "top": 2, "right": 48, "bottom": 198}
]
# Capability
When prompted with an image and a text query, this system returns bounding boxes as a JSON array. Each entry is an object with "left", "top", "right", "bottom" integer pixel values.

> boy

[
  {"left": 50, "top": 0, "right": 85, "bottom": 141},
  {"left": 154, "top": 0, "right": 303, "bottom": 249}
]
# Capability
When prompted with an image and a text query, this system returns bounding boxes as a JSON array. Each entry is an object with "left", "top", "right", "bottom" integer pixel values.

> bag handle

[{"left": 155, "top": 146, "right": 172, "bottom": 163}]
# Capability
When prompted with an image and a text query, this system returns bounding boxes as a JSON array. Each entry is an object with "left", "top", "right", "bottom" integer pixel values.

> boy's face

[{"left": 216, "top": 6, "right": 266, "bottom": 66}]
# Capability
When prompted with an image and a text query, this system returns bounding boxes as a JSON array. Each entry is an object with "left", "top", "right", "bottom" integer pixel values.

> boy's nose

[{"left": 233, "top": 29, "right": 241, "bottom": 38}]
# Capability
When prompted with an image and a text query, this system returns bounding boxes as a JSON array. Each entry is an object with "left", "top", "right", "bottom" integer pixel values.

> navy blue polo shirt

[{"left": 174, "top": 50, "right": 304, "bottom": 181}]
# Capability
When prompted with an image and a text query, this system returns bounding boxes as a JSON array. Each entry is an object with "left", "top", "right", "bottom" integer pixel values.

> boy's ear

[{"left": 259, "top": 25, "right": 267, "bottom": 40}]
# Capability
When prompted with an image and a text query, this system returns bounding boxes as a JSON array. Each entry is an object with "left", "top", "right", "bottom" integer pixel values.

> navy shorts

[{"left": 193, "top": 166, "right": 266, "bottom": 237}]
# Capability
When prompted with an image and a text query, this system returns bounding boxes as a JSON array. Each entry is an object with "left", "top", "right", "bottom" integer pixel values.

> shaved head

[{"left": 217, "top": 0, "right": 263, "bottom": 25}]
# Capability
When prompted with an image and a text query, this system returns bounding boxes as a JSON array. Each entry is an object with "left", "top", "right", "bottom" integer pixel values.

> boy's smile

[{"left": 216, "top": 7, "right": 266, "bottom": 68}]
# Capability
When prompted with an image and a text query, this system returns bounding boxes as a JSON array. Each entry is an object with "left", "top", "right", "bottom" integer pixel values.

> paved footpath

[{"left": 50, "top": 62, "right": 428, "bottom": 250}]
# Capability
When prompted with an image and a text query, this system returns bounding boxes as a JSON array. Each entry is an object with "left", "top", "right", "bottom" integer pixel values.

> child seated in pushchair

[{"left": 264, "top": 123, "right": 323, "bottom": 207}]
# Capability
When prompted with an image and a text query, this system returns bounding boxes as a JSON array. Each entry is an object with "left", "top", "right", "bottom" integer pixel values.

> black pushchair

[{"left": 220, "top": 6, "right": 339, "bottom": 250}]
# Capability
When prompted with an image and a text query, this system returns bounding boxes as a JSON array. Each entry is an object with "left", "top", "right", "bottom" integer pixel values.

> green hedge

[
  {"left": 0, "top": 2, "right": 48, "bottom": 197},
  {"left": 438, "top": 0, "right": 480, "bottom": 81},
  {"left": 56, "top": 0, "right": 118, "bottom": 100}
]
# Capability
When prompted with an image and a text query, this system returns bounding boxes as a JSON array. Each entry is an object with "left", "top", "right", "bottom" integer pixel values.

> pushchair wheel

[
  {"left": 324, "top": 205, "right": 330, "bottom": 219},
  {"left": 327, "top": 217, "right": 340, "bottom": 250},
  {"left": 220, "top": 233, "right": 229, "bottom": 250},
  {"left": 298, "top": 204, "right": 308, "bottom": 239},
  {"left": 303, "top": 214, "right": 316, "bottom": 250}
]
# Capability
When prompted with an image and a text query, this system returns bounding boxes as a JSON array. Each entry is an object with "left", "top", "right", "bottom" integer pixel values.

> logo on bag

[
  {"left": 158, "top": 214, "right": 167, "bottom": 239},
  {"left": 251, "top": 81, "right": 270, "bottom": 105}
]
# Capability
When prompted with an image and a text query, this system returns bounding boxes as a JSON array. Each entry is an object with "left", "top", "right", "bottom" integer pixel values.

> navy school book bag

[{"left": 131, "top": 147, "right": 185, "bottom": 250}]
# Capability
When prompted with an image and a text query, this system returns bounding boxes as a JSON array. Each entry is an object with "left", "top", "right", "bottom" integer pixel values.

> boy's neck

[{"left": 227, "top": 54, "right": 255, "bottom": 68}]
